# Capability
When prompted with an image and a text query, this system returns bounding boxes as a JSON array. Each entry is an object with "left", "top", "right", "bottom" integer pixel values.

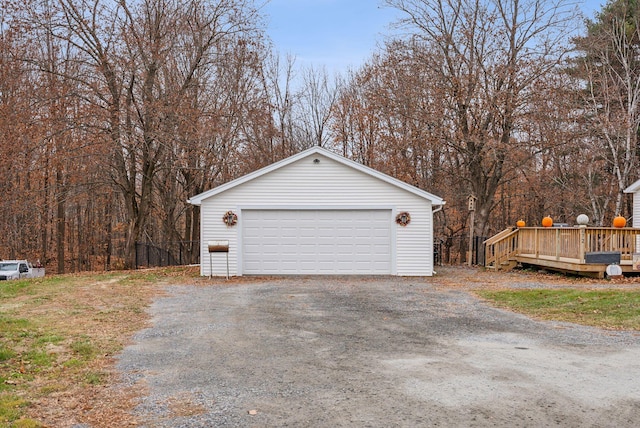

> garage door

[{"left": 242, "top": 209, "right": 392, "bottom": 275}]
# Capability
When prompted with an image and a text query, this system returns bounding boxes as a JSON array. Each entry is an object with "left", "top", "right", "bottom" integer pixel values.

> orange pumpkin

[
  {"left": 516, "top": 220, "right": 526, "bottom": 228},
  {"left": 613, "top": 215, "right": 627, "bottom": 228},
  {"left": 541, "top": 216, "right": 553, "bottom": 228}
]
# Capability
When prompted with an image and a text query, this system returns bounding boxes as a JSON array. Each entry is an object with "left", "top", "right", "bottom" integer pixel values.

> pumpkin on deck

[
  {"left": 516, "top": 220, "right": 526, "bottom": 228},
  {"left": 613, "top": 216, "right": 627, "bottom": 228},
  {"left": 541, "top": 216, "right": 553, "bottom": 228}
]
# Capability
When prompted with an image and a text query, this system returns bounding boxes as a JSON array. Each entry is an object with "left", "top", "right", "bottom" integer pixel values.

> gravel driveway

[{"left": 117, "top": 268, "right": 640, "bottom": 427}]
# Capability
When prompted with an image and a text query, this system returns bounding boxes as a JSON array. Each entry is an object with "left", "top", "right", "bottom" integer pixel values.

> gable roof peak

[{"left": 188, "top": 146, "right": 445, "bottom": 206}]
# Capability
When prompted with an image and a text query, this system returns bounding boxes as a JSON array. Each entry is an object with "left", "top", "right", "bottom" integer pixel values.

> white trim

[
  {"left": 391, "top": 208, "right": 398, "bottom": 275},
  {"left": 237, "top": 209, "right": 244, "bottom": 276},
  {"left": 188, "top": 147, "right": 445, "bottom": 206},
  {"left": 239, "top": 204, "right": 396, "bottom": 210}
]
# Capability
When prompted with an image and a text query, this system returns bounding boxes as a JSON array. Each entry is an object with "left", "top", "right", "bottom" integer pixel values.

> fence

[
  {"left": 435, "top": 236, "right": 487, "bottom": 266},
  {"left": 135, "top": 241, "right": 200, "bottom": 269},
  {"left": 474, "top": 236, "right": 487, "bottom": 266},
  {"left": 434, "top": 240, "right": 443, "bottom": 266}
]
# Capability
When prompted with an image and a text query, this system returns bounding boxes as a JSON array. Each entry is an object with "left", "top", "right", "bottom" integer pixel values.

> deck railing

[
  {"left": 583, "top": 228, "right": 640, "bottom": 261},
  {"left": 484, "top": 228, "right": 519, "bottom": 268},
  {"left": 485, "top": 226, "right": 640, "bottom": 269},
  {"left": 518, "top": 227, "right": 583, "bottom": 262}
]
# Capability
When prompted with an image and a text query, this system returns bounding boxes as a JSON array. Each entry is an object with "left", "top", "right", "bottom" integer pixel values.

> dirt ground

[{"left": 114, "top": 267, "right": 640, "bottom": 427}]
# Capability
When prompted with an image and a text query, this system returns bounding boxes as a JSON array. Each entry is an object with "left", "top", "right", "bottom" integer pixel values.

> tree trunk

[{"left": 56, "top": 169, "right": 65, "bottom": 274}]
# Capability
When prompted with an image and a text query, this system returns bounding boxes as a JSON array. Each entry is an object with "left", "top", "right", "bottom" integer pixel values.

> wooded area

[{"left": 0, "top": 0, "right": 638, "bottom": 272}]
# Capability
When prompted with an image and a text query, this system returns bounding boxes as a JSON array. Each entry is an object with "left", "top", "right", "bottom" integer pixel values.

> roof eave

[{"left": 624, "top": 178, "right": 640, "bottom": 193}]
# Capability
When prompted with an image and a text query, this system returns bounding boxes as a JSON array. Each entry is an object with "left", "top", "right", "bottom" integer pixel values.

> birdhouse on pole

[
  {"left": 467, "top": 194, "right": 477, "bottom": 266},
  {"left": 467, "top": 194, "right": 477, "bottom": 211}
]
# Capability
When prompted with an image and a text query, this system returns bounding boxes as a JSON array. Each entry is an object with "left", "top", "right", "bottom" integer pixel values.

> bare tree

[
  {"left": 37, "top": 0, "right": 263, "bottom": 267},
  {"left": 258, "top": 52, "right": 298, "bottom": 158},
  {"left": 385, "top": 0, "right": 578, "bottom": 236},
  {"left": 330, "top": 62, "right": 386, "bottom": 167},
  {"left": 573, "top": 0, "right": 640, "bottom": 222},
  {"left": 0, "top": 22, "right": 41, "bottom": 260},
  {"left": 296, "top": 65, "right": 340, "bottom": 148}
]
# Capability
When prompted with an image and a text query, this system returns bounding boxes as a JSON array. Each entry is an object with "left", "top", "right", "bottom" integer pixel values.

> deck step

[{"left": 499, "top": 260, "right": 518, "bottom": 271}]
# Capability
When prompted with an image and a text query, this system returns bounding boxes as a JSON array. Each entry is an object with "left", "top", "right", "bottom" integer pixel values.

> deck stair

[{"left": 484, "top": 228, "right": 519, "bottom": 271}]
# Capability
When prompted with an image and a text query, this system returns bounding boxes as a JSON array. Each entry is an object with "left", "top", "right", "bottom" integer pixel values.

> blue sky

[{"left": 263, "top": 0, "right": 606, "bottom": 76}]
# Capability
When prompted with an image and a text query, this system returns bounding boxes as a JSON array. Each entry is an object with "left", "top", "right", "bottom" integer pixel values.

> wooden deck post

[
  {"left": 579, "top": 226, "right": 586, "bottom": 263},
  {"left": 555, "top": 228, "right": 560, "bottom": 260}
]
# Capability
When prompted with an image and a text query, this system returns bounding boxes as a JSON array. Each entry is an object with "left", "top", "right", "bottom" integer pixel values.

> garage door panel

[
  {"left": 279, "top": 261, "right": 299, "bottom": 270},
  {"left": 261, "top": 243, "right": 279, "bottom": 252},
  {"left": 316, "top": 237, "right": 334, "bottom": 244},
  {"left": 317, "top": 228, "right": 334, "bottom": 236},
  {"left": 353, "top": 237, "right": 374, "bottom": 245},
  {"left": 317, "top": 245, "right": 334, "bottom": 255},
  {"left": 300, "top": 243, "right": 316, "bottom": 252},
  {"left": 299, "top": 261, "right": 318, "bottom": 270},
  {"left": 280, "top": 246, "right": 297, "bottom": 254},
  {"left": 242, "top": 209, "right": 392, "bottom": 275}
]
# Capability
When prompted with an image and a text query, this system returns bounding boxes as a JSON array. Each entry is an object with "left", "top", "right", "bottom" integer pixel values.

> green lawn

[
  {"left": 0, "top": 268, "right": 197, "bottom": 427},
  {"left": 477, "top": 289, "right": 640, "bottom": 330}
]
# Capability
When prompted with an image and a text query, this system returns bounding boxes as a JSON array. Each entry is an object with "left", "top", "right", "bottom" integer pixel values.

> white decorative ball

[
  {"left": 576, "top": 214, "right": 589, "bottom": 225},
  {"left": 606, "top": 264, "right": 622, "bottom": 277}
]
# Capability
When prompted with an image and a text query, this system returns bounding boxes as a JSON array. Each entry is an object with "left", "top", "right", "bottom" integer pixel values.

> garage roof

[
  {"left": 624, "top": 178, "right": 640, "bottom": 193},
  {"left": 188, "top": 146, "right": 445, "bottom": 207}
]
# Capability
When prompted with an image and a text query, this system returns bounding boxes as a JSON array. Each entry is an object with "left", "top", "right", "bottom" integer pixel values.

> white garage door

[{"left": 242, "top": 209, "right": 392, "bottom": 275}]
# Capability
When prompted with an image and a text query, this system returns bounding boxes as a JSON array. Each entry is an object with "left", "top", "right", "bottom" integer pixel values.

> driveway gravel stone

[{"left": 117, "top": 268, "right": 640, "bottom": 427}]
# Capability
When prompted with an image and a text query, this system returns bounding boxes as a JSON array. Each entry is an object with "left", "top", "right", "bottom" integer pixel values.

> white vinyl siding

[
  {"left": 242, "top": 209, "right": 392, "bottom": 275},
  {"left": 634, "top": 192, "right": 640, "bottom": 228},
  {"left": 199, "top": 152, "right": 435, "bottom": 276},
  {"left": 632, "top": 191, "right": 640, "bottom": 252}
]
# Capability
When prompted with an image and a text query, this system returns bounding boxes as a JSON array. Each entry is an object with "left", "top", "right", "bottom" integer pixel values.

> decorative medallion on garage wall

[
  {"left": 222, "top": 210, "right": 238, "bottom": 227},
  {"left": 395, "top": 211, "right": 411, "bottom": 226}
]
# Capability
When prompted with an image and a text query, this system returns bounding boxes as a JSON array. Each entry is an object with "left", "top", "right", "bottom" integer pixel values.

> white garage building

[{"left": 188, "top": 146, "right": 445, "bottom": 277}]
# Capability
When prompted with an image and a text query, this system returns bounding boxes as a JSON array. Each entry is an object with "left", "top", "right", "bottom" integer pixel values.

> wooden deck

[{"left": 484, "top": 227, "right": 640, "bottom": 278}]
